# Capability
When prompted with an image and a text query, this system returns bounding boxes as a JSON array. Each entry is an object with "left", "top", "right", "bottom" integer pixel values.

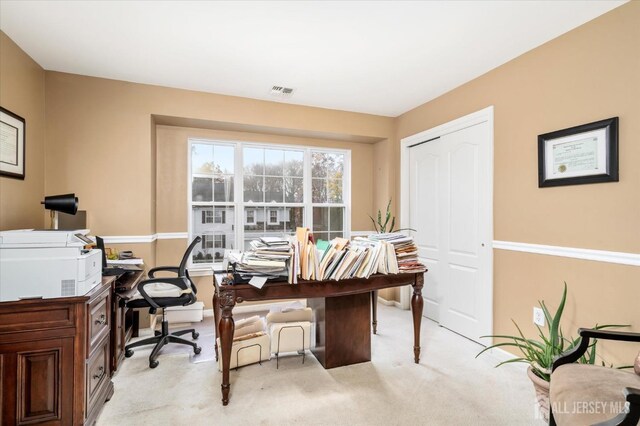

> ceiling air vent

[{"left": 270, "top": 85, "right": 294, "bottom": 98}]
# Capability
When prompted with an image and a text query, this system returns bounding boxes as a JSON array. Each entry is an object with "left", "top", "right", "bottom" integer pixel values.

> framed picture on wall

[
  {"left": 538, "top": 117, "right": 618, "bottom": 188},
  {"left": 0, "top": 107, "right": 26, "bottom": 180}
]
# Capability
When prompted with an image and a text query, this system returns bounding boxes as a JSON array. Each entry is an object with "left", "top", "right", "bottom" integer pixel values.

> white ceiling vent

[{"left": 270, "top": 85, "right": 295, "bottom": 98}]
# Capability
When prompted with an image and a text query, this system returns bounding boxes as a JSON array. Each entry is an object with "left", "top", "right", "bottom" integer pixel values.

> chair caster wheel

[
  {"left": 149, "top": 360, "right": 159, "bottom": 368},
  {"left": 194, "top": 346, "right": 202, "bottom": 355},
  {"left": 192, "top": 331, "right": 199, "bottom": 340},
  {"left": 125, "top": 349, "right": 134, "bottom": 358}
]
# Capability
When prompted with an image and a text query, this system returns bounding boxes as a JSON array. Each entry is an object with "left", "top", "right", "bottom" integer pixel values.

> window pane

[
  {"left": 191, "top": 206, "right": 235, "bottom": 263},
  {"left": 327, "top": 153, "right": 344, "bottom": 178},
  {"left": 311, "top": 152, "right": 328, "bottom": 177},
  {"left": 328, "top": 178, "right": 342, "bottom": 203},
  {"left": 244, "top": 147, "right": 264, "bottom": 175},
  {"left": 329, "top": 207, "right": 344, "bottom": 231},
  {"left": 284, "top": 207, "right": 304, "bottom": 233},
  {"left": 244, "top": 175, "right": 264, "bottom": 202},
  {"left": 314, "top": 232, "right": 329, "bottom": 242},
  {"left": 214, "top": 145, "right": 234, "bottom": 174},
  {"left": 312, "top": 178, "right": 326, "bottom": 203},
  {"left": 313, "top": 207, "right": 328, "bottom": 232},
  {"left": 192, "top": 177, "right": 212, "bottom": 202},
  {"left": 265, "top": 149, "right": 284, "bottom": 176},
  {"left": 329, "top": 231, "right": 344, "bottom": 240},
  {"left": 284, "top": 151, "right": 304, "bottom": 177},
  {"left": 244, "top": 207, "right": 264, "bottom": 232},
  {"left": 192, "top": 144, "right": 214, "bottom": 174},
  {"left": 264, "top": 177, "right": 284, "bottom": 203},
  {"left": 213, "top": 175, "right": 234, "bottom": 202},
  {"left": 266, "top": 207, "right": 284, "bottom": 231},
  {"left": 284, "top": 177, "right": 303, "bottom": 203}
]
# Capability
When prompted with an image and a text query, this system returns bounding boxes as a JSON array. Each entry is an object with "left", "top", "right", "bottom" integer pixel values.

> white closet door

[{"left": 408, "top": 121, "right": 492, "bottom": 343}]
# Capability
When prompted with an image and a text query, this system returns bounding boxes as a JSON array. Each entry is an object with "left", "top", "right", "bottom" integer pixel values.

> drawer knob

[
  {"left": 93, "top": 366, "right": 105, "bottom": 380},
  {"left": 94, "top": 314, "right": 107, "bottom": 325}
]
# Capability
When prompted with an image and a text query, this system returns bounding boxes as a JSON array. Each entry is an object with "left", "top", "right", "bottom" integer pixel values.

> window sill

[{"left": 187, "top": 266, "right": 224, "bottom": 277}]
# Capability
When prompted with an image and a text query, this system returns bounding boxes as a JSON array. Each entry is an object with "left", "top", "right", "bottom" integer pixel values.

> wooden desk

[
  {"left": 213, "top": 272, "right": 424, "bottom": 406},
  {"left": 0, "top": 277, "right": 116, "bottom": 425},
  {"left": 110, "top": 270, "right": 145, "bottom": 374}
]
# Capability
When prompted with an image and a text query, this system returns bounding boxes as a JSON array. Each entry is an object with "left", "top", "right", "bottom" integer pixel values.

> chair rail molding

[
  {"left": 102, "top": 232, "right": 189, "bottom": 244},
  {"left": 493, "top": 240, "right": 640, "bottom": 267},
  {"left": 103, "top": 231, "right": 370, "bottom": 244}
]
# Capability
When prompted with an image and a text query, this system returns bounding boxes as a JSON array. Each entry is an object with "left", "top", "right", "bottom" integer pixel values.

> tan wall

[
  {"left": 392, "top": 3, "right": 640, "bottom": 364},
  {"left": 0, "top": 32, "right": 45, "bottom": 230},
  {"left": 44, "top": 72, "right": 392, "bottom": 237}
]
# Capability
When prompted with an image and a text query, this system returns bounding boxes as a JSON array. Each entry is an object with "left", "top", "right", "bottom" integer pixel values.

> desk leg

[
  {"left": 218, "top": 290, "right": 235, "bottom": 406},
  {"left": 411, "top": 273, "right": 424, "bottom": 363},
  {"left": 371, "top": 290, "right": 378, "bottom": 334},
  {"left": 213, "top": 288, "right": 221, "bottom": 362}
]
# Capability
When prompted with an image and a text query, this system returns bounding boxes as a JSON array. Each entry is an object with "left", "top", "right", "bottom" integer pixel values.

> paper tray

[{"left": 216, "top": 334, "right": 271, "bottom": 371}]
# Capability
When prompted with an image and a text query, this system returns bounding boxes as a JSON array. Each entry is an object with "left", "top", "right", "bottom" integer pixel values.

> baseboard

[
  {"left": 377, "top": 296, "right": 403, "bottom": 309},
  {"left": 484, "top": 347, "right": 529, "bottom": 372},
  {"left": 203, "top": 308, "right": 213, "bottom": 318}
]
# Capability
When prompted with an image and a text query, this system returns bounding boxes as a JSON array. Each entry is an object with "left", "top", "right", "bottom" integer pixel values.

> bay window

[{"left": 189, "top": 139, "right": 350, "bottom": 266}]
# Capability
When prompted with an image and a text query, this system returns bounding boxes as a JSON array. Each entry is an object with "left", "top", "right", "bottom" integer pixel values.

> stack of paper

[
  {"left": 228, "top": 244, "right": 291, "bottom": 284},
  {"left": 233, "top": 315, "right": 267, "bottom": 342},
  {"left": 369, "top": 233, "right": 426, "bottom": 273}
]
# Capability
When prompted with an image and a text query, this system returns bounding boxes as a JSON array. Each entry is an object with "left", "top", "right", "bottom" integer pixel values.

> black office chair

[{"left": 125, "top": 237, "right": 203, "bottom": 368}]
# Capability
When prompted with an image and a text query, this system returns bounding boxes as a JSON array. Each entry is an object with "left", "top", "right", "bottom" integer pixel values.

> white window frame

[
  {"left": 202, "top": 234, "right": 214, "bottom": 249},
  {"left": 203, "top": 210, "right": 214, "bottom": 224},
  {"left": 268, "top": 209, "right": 279, "bottom": 225},
  {"left": 188, "top": 139, "right": 351, "bottom": 269},
  {"left": 214, "top": 234, "right": 225, "bottom": 249},
  {"left": 214, "top": 209, "right": 225, "bottom": 224},
  {"left": 245, "top": 209, "right": 256, "bottom": 225}
]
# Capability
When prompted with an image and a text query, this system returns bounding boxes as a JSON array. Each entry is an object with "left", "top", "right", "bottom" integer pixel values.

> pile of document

[
  {"left": 291, "top": 227, "right": 423, "bottom": 282},
  {"left": 368, "top": 233, "right": 426, "bottom": 273},
  {"left": 228, "top": 236, "right": 292, "bottom": 284},
  {"left": 232, "top": 229, "right": 425, "bottom": 286}
]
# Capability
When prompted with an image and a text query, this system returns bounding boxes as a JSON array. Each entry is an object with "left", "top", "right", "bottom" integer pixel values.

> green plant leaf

[
  {"left": 549, "top": 282, "right": 568, "bottom": 349},
  {"left": 494, "top": 357, "right": 529, "bottom": 367}
]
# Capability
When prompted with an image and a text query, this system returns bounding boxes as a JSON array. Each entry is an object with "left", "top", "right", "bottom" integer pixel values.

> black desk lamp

[{"left": 41, "top": 193, "right": 78, "bottom": 229}]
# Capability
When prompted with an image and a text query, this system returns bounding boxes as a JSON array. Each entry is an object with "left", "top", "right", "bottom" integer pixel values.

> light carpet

[{"left": 97, "top": 304, "right": 544, "bottom": 425}]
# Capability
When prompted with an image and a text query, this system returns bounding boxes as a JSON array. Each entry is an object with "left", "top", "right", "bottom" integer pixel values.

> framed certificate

[
  {"left": 538, "top": 117, "right": 618, "bottom": 188},
  {"left": 0, "top": 107, "right": 26, "bottom": 180}
]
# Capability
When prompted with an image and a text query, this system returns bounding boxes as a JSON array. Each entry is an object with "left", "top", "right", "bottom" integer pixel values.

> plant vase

[{"left": 527, "top": 366, "right": 550, "bottom": 422}]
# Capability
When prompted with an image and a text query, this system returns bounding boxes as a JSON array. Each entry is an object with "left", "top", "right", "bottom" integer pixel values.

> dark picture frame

[
  {"left": 538, "top": 117, "right": 618, "bottom": 188},
  {"left": 0, "top": 106, "right": 26, "bottom": 180}
]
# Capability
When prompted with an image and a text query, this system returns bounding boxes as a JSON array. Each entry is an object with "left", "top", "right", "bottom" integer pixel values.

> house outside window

[
  {"left": 202, "top": 210, "right": 213, "bottom": 224},
  {"left": 246, "top": 209, "right": 256, "bottom": 224},
  {"left": 189, "top": 140, "right": 350, "bottom": 266},
  {"left": 215, "top": 210, "right": 225, "bottom": 224},
  {"left": 268, "top": 209, "right": 278, "bottom": 224},
  {"left": 214, "top": 234, "right": 226, "bottom": 249}
]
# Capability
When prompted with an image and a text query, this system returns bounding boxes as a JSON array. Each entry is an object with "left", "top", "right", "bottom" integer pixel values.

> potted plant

[
  {"left": 476, "top": 283, "right": 626, "bottom": 421},
  {"left": 369, "top": 199, "right": 414, "bottom": 233}
]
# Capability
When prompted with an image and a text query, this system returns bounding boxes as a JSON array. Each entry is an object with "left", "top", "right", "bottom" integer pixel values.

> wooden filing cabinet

[{"left": 0, "top": 277, "right": 115, "bottom": 425}]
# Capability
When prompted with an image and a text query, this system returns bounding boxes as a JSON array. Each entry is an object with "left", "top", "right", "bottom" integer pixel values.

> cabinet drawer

[
  {"left": 85, "top": 336, "right": 110, "bottom": 417},
  {"left": 87, "top": 289, "right": 110, "bottom": 353}
]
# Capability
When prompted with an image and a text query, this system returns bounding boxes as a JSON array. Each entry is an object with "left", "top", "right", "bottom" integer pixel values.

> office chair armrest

[
  {"left": 552, "top": 328, "right": 640, "bottom": 372},
  {"left": 147, "top": 266, "right": 180, "bottom": 278},
  {"left": 137, "top": 277, "right": 191, "bottom": 309}
]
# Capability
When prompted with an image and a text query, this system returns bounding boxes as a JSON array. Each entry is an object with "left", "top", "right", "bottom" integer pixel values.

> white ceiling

[{"left": 0, "top": 1, "right": 625, "bottom": 117}]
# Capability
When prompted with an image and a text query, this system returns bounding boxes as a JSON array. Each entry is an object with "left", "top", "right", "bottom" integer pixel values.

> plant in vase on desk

[{"left": 476, "top": 283, "right": 627, "bottom": 422}]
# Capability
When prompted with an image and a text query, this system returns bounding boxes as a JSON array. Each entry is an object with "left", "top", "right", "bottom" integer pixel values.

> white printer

[{"left": 0, "top": 229, "right": 102, "bottom": 302}]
